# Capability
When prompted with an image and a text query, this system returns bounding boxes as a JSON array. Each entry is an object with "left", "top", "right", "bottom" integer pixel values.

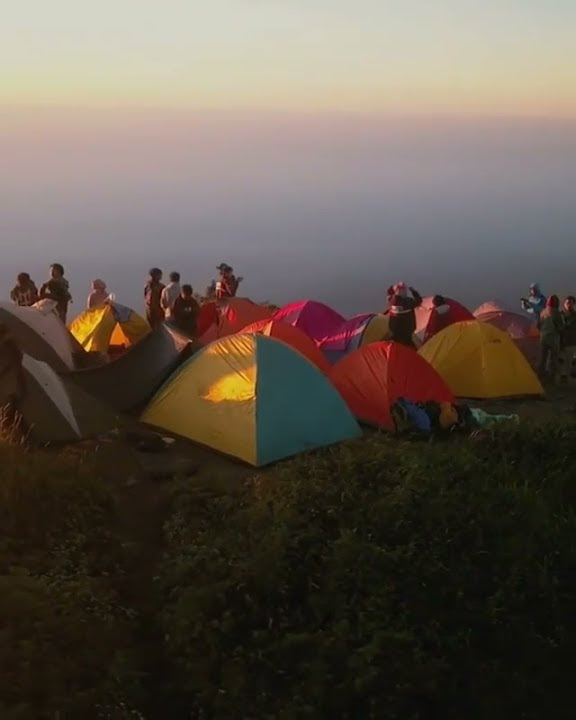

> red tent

[
  {"left": 329, "top": 341, "right": 454, "bottom": 431},
  {"left": 199, "top": 299, "right": 273, "bottom": 344},
  {"left": 241, "top": 319, "right": 331, "bottom": 374},
  {"left": 415, "top": 296, "right": 473, "bottom": 342}
]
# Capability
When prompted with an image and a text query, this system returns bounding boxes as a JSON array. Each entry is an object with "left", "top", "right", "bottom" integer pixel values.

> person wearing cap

[
  {"left": 215, "top": 263, "right": 242, "bottom": 301},
  {"left": 144, "top": 268, "right": 165, "bottom": 329},
  {"left": 521, "top": 283, "right": 546, "bottom": 318},
  {"left": 388, "top": 284, "right": 423, "bottom": 348}
]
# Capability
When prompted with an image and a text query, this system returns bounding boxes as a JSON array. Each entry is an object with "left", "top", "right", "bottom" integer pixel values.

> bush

[
  {"left": 160, "top": 425, "right": 576, "bottom": 720},
  {"left": 0, "top": 446, "right": 143, "bottom": 719}
]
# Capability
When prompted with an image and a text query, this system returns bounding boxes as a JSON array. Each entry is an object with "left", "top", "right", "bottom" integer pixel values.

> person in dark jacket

[
  {"left": 172, "top": 285, "right": 200, "bottom": 337},
  {"left": 39, "top": 263, "right": 72, "bottom": 323},
  {"left": 560, "top": 295, "right": 576, "bottom": 381},
  {"left": 538, "top": 295, "right": 564, "bottom": 383},
  {"left": 388, "top": 284, "right": 423, "bottom": 348},
  {"left": 144, "top": 268, "right": 165, "bottom": 329}
]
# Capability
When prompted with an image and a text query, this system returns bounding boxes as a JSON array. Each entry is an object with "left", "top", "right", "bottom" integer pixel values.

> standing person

[
  {"left": 160, "top": 272, "right": 182, "bottom": 320},
  {"left": 10, "top": 273, "right": 38, "bottom": 307},
  {"left": 39, "top": 263, "right": 72, "bottom": 323},
  {"left": 144, "top": 268, "right": 165, "bottom": 329},
  {"left": 538, "top": 295, "right": 564, "bottom": 384},
  {"left": 521, "top": 283, "right": 546, "bottom": 319},
  {"left": 215, "top": 263, "right": 242, "bottom": 300},
  {"left": 172, "top": 284, "right": 200, "bottom": 337},
  {"left": 87, "top": 279, "right": 109, "bottom": 309},
  {"left": 388, "top": 284, "right": 423, "bottom": 348},
  {"left": 560, "top": 295, "right": 576, "bottom": 381}
]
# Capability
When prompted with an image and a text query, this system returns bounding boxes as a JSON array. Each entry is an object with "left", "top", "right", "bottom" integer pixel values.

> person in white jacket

[{"left": 160, "top": 272, "right": 182, "bottom": 319}]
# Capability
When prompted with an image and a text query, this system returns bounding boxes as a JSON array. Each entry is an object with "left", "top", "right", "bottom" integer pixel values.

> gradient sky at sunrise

[{"left": 2, "top": 0, "right": 574, "bottom": 115}]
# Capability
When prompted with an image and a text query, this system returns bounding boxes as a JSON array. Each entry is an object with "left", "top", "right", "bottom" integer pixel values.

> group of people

[
  {"left": 10, "top": 264, "right": 72, "bottom": 323},
  {"left": 143, "top": 263, "right": 241, "bottom": 334},
  {"left": 9, "top": 262, "right": 243, "bottom": 338},
  {"left": 521, "top": 283, "right": 576, "bottom": 383},
  {"left": 7, "top": 267, "right": 576, "bottom": 383}
]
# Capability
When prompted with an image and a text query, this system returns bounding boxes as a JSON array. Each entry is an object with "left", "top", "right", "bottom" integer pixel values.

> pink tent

[
  {"left": 473, "top": 300, "right": 509, "bottom": 316},
  {"left": 476, "top": 310, "right": 538, "bottom": 340},
  {"left": 273, "top": 301, "right": 345, "bottom": 343}
]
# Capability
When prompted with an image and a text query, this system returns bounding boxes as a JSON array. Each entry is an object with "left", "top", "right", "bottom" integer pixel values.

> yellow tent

[
  {"left": 418, "top": 320, "right": 543, "bottom": 398},
  {"left": 69, "top": 303, "right": 150, "bottom": 353},
  {"left": 141, "top": 334, "right": 361, "bottom": 466}
]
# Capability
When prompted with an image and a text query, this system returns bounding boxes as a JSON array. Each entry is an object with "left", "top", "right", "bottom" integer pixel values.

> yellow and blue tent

[
  {"left": 141, "top": 334, "right": 361, "bottom": 466},
  {"left": 69, "top": 302, "right": 150, "bottom": 353}
]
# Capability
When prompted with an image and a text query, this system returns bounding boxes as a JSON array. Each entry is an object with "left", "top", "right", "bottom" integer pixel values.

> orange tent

[
  {"left": 241, "top": 319, "right": 331, "bottom": 374},
  {"left": 330, "top": 341, "right": 454, "bottom": 431},
  {"left": 199, "top": 298, "right": 273, "bottom": 344}
]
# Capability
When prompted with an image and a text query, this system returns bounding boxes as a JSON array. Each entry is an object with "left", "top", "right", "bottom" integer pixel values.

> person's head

[
  {"left": 50, "top": 263, "right": 65, "bottom": 280},
  {"left": 217, "top": 263, "right": 231, "bottom": 277},
  {"left": 564, "top": 296, "right": 575, "bottom": 312},
  {"left": 169, "top": 271, "right": 180, "bottom": 283},
  {"left": 181, "top": 284, "right": 193, "bottom": 298},
  {"left": 92, "top": 279, "right": 106, "bottom": 291},
  {"left": 17, "top": 272, "right": 31, "bottom": 286},
  {"left": 547, "top": 294, "right": 560, "bottom": 309},
  {"left": 432, "top": 294, "right": 445, "bottom": 307},
  {"left": 529, "top": 283, "right": 541, "bottom": 297},
  {"left": 149, "top": 267, "right": 162, "bottom": 281}
]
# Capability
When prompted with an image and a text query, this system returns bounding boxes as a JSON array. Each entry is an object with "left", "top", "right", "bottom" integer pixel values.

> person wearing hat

[{"left": 215, "top": 263, "right": 242, "bottom": 301}]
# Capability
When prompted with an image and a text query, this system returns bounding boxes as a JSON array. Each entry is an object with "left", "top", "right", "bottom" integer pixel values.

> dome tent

[
  {"left": 273, "top": 300, "right": 345, "bottom": 343},
  {"left": 240, "top": 319, "right": 331, "bottom": 374},
  {"left": 475, "top": 310, "right": 538, "bottom": 340},
  {"left": 419, "top": 320, "right": 543, "bottom": 399},
  {"left": 414, "top": 296, "right": 474, "bottom": 342},
  {"left": 329, "top": 341, "right": 454, "bottom": 430},
  {"left": 11, "top": 355, "right": 119, "bottom": 444},
  {"left": 198, "top": 298, "right": 273, "bottom": 344},
  {"left": 0, "top": 302, "right": 79, "bottom": 372},
  {"left": 142, "top": 334, "right": 361, "bottom": 466},
  {"left": 69, "top": 302, "right": 150, "bottom": 353},
  {"left": 319, "top": 314, "right": 391, "bottom": 365}
]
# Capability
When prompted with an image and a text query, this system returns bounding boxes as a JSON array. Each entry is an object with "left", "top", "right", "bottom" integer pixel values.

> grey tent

[
  {"left": 9, "top": 355, "right": 119, "bottom": 444},
  {"left": 67, "top": 324, "right": 197, "bottom": 413},
  {"left": 0, "top": 302, "right": 84, "bottom": 372}
]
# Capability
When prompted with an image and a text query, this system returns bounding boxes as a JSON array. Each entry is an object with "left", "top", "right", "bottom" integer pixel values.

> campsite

[{"left": 2, "top": 293, "right": 576, "bottom": 719}]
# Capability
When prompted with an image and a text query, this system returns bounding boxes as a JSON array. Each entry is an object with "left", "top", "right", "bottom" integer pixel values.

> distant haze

[{"left": 1, "top": 107, "right": 575, "bottom": 319}]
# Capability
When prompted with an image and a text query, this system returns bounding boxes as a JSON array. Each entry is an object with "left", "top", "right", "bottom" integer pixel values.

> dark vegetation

[{"left": 1, "top": 421, "right": 576, "bottom": 719}]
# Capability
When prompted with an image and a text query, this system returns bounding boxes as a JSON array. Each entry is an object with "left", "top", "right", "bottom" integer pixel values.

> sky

[{"left": 2, "top": 0, "right": 574, "bottom": 116}]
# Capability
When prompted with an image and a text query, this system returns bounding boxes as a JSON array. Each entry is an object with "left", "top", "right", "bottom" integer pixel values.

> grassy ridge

[{"left": 2, "top": 422, "right": 576, "bottom": 718}]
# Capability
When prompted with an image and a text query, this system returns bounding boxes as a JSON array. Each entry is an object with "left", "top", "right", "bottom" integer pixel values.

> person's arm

[
  {"left": 10, "top": 288, "right": 17, "bottom": 303},
  {"left": 39, "top": 282, "right": 48, "bottom": 299},
  {"left": 160, "top": 287, "right": 170, "bottom": 311},
  {"left": 409, "top": 287, "right": 423, "bottom": 306}
]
